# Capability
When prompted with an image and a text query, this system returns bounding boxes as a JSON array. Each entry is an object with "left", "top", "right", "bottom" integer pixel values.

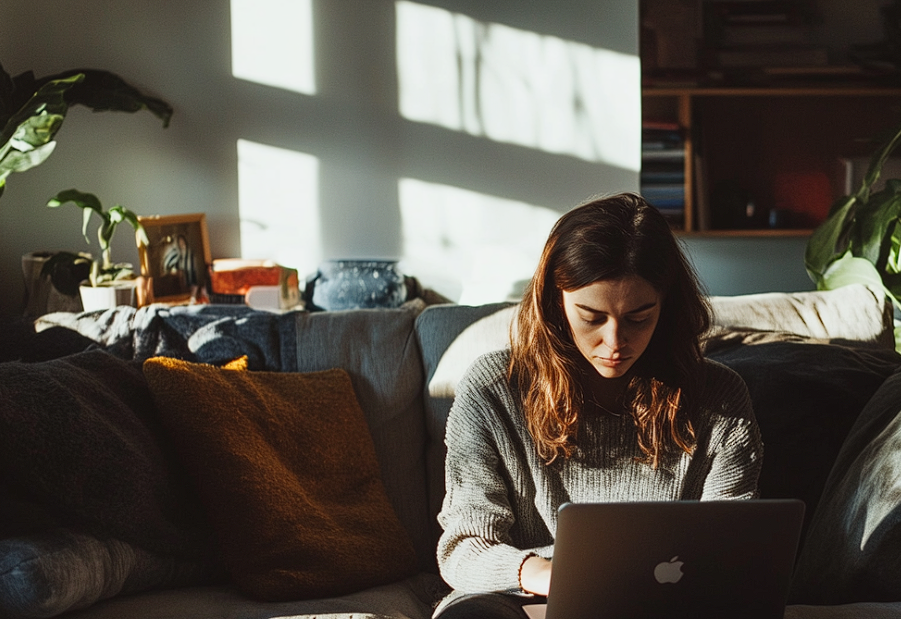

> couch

[{"left": 3, "top": 283, "right": 901, "bottom": 618}]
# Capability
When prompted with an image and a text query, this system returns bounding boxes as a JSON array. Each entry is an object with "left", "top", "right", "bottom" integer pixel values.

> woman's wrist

[{"left": 519, "top": 555, "right": 552, "bottom": 596}]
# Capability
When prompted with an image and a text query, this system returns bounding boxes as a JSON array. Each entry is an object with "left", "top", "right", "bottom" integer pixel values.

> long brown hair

[{"left": 509, "top": 193, "right": 710, "bottom": 468}]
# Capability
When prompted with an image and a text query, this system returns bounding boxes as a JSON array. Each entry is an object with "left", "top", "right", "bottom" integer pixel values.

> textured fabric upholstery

[{"left": 292, "top": 300, "right": 433, "bottom": 570}]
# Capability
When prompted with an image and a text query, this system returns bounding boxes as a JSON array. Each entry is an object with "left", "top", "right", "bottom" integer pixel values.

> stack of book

[
  {"left": 641, "top": 121, "right": 685, "bottom": 226},
  {"left": 702, "top": 1, "right": 827, "bottom": 72},
  {"left": 208, "top": 258, "right": 302, "bottom": 309}
]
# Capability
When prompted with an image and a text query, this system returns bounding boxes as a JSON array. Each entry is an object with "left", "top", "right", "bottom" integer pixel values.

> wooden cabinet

[{"left": 642, "top": 86, "right": 901, "bottom": 236}]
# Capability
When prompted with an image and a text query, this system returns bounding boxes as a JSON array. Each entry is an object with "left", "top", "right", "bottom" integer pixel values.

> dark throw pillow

[
  {"left": 708, "top": 341, "right": 900, "bottom": 537},
  {"left": 0, "top": 350, "right": 218, "bottom": 618}
]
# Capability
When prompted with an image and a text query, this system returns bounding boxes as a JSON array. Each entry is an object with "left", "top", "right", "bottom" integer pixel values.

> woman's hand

[{"left": 520, "top": 555, "right": 552, "bottom": 596}]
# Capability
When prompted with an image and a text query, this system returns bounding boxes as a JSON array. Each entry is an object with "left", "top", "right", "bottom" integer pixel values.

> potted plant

[
  {"left": 805, "top": 120, "right": 901, "bottom": 350},
  {"left": 0, "top": 64, "right": 172, "bottom": 200},
  {"left": 41, "top": 189, "right": 150, "bottom": 311},
  {"left": 3, "top": 63, "right": 172, "bottom": 315}
]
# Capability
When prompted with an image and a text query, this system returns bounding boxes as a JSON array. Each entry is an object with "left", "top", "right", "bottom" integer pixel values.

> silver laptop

[{"left": 524, "top": 499, "right": 805, "bottom": 619}]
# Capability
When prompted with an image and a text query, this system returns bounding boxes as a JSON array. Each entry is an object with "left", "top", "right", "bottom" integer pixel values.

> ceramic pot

[{"left": 311, "top": 260, "right": 407, "bottom": 311}]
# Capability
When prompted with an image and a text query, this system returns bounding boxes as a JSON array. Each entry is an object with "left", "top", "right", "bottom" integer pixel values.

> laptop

[{"left": 523, "top": 499, "right": 805, "bottom": 619}]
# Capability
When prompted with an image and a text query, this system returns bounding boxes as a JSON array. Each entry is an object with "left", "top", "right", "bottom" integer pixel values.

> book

[
  {"left": 209, "top": 259, "right": 301, "bottom": 309},
  {"left": 641, "top": 170, "right": 686, "bottom": 184},
  {"left": 641, "top": 149, "right": 686, "bottom": 161}
]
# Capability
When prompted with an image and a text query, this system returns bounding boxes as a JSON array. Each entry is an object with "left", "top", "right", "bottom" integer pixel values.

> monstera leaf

[{"left": 0, "top": 64, "right": 172, "bottom": 199}]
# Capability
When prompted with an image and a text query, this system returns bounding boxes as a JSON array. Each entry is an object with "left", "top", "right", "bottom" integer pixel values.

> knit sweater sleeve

[
  {"left": 436, "top": 353, "right": 543, "bottom": 594},
  {"left": 698, "top": 361, "right": 764, "bottom": 501}
]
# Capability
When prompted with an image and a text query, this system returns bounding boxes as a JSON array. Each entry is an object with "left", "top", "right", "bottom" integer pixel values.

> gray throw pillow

[{"left": 791, "top": 366, "right": 901, "bottom": 603}]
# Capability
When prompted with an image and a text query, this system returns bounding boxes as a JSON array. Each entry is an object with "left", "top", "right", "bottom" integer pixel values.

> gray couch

[{"left": 3, "top": 284, "right": 901, "bottom": 618}]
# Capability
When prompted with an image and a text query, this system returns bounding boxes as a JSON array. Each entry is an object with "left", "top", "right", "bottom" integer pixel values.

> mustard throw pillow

[{"left": 142, "top": 357, "right": 417, "bottom": 601}]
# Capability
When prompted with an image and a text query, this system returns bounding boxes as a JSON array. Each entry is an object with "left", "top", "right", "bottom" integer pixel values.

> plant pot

[
  {"left": 21, "top": 251, "right": 83, "bottom": 316},
  {"left": 310, "top": 260, "right": 407, "bottom": 311},
  {"left": 79, "top": 282, "right": 137, "bottom": 312}
]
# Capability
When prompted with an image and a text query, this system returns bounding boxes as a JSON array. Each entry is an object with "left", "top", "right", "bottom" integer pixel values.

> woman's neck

[{"left": 577, "top": 355, "right": 632, "bottom": 415}]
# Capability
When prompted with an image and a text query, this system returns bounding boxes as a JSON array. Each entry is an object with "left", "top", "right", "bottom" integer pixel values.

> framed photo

[{"left": 137, "top": 213, "right": 212, "bottom": 303}]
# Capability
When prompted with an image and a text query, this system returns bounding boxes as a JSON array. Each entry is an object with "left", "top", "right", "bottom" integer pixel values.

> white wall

[
  {"left": 4, "top": 0, "right": 880, "bottom": 318},
  {"left": 0, "top": 0, "right": 642, "bottom": 317}
]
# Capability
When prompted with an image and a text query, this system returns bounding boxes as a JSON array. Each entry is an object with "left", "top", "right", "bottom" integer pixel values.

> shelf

[
  {"left": 644, "top": 86, "right": 901, "bottom": 97},
  {"left": 642, "top": 85, "right": 901, "bottom": 236}
]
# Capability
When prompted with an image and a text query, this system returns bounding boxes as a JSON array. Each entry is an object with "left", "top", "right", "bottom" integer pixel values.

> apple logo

[{"left": 653, "top": 556, "right": 685, "bottom": 584}]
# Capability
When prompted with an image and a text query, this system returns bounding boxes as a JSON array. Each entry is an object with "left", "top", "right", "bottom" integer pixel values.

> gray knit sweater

[{"left": 437, "top": 348, "right": 762, "bottom": 594}]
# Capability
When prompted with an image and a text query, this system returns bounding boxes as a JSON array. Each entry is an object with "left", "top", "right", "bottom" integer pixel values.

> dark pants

[{"left": 433, "top": 592, "right": 546, "bottom": 619}]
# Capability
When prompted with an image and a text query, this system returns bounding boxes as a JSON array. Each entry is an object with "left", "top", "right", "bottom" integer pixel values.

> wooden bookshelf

[{"left": 643, "top": 86, "right": 901, "bottom": 236}]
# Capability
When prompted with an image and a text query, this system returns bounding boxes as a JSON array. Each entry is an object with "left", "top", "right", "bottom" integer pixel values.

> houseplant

[
  {"left": 805, "top": 119, "right": 901, "bottom": 349},
  {"left": 41, "top": 189, "right": 150, "bottom": 311},
  {"left": 0, "top": 64, "right": 172, "bottom": 200}
]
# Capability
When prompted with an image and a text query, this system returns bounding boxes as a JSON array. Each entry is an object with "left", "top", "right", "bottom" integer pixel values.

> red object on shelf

[
  {"left": 209, "top": 259, "right": 300, "bottom": 297},
  {"left": 773, "top": 170, "right": 833, "bottom": 229}
]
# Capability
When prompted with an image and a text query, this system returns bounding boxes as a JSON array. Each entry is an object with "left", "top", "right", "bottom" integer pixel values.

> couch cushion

[
  {"left": 60, "top": 573, "right": 446, "bottom": 619},
  {"left": 707, "top": 284, "right": 894, "bottom": 350},
  {"left": 791, "top": 366, "right": 901, "bottom": 604},
  {"left": 291, "top": 301, "right": 433, "bottom": 570},
  {"left": 143, "top": 356, "right": 418, "bottom": 602}
]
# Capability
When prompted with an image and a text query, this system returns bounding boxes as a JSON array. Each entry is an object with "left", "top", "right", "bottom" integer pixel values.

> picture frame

[{"left": 137, "top": 213, "right": 212, "bottom": 304}]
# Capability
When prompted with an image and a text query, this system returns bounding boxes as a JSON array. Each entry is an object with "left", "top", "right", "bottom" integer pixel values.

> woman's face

[{"left": 562, "top": 276, "right": 661, "bottom": 379}]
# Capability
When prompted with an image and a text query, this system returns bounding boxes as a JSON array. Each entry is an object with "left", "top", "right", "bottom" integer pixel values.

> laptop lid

[{"left": 540, "top": 499, "right": 805, "bottom": 619}]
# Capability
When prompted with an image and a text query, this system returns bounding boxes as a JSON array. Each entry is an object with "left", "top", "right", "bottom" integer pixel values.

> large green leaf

[
  {"left": 854, "top": 180, "right": 901, "bottom": 268},
  {"left": 820, "top": 253, "right": 885, "bottom": 291},
  {"left": 0, "top": 74, "right": 80, "bottom": 158},
  {"left": 859, "top": 123, "right": 901, "bottom": 203},
  {"left": 0, "top": 66, "right": 172, "bottom": 201},
  {"left": 47, "top": 189, "right": 105, "bottom": 246},
  {"left": 47, "top": 188, "right": 104, "bottom": 213},
  {"left": 38, "top": 68, "right": 173, "bottom": 127},
  {"left": 0, "top": 140, "right": 56, "bottom": 176},
  {"left": 887, "top": 219, "right": 901, "bottom": 275},
  {"left": 805, "top": 194, "right": 858, "bottom": 283}
]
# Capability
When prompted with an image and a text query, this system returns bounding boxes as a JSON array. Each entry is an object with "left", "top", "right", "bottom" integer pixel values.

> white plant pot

[{"left": 79, "top": 283, "right": 136, "bottom": 312}]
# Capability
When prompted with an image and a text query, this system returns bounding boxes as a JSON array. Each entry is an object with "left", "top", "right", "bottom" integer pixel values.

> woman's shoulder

[
  {"left": 701, "top": 357, "right": 745, "bottom": 384},
  {"left": 695, "top": 358, "right": 753, "bottom": 419},
  {"left": 462, "top": 348, "right": 512, "bottom": 383}
]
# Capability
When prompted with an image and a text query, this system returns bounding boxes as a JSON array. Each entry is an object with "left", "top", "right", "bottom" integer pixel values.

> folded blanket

[{"left": 35, "top": 304, "right": 298, "bottom": 370}]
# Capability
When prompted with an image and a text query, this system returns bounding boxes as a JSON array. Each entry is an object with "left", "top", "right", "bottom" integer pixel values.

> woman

[{"left": 434, "top": 193, "right": 762, "bottom": 618}]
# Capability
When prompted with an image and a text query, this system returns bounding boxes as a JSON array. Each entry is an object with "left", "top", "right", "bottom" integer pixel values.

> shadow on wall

[{"left": 0, "top": 0, "right": 641, "bottom": 318}]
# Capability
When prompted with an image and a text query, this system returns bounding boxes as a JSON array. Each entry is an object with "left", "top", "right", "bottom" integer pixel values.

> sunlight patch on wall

[
  {"left": 395, "top": 1, "right": 640, "bottom": 170},
  {"left": 237, "top": 139, "right": 321, "bottom": 276},
  {"left": 230, "top": 0, "right": 316, "bottom": 94},
  {"left": 399, "top": 178, "right": 559, "bottom": 305}
]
